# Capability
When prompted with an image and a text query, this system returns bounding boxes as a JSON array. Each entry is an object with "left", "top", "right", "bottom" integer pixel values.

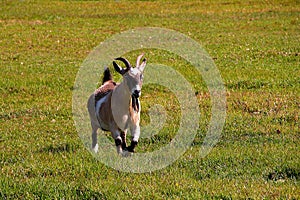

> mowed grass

[{"left": 0, "top": 0, "right": 299, "bottom": 199}]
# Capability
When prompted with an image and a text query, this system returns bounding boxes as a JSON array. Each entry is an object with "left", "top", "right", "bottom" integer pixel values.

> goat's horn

[
  {"left": 115, "top": 57, "right": 131, "bottom": 71},
  {"left": 136, "top": 53, "right": 145, "bottom": 67}
]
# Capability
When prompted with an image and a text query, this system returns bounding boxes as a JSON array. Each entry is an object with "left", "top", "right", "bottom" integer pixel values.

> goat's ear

[
  {"left": 138, "top": 58, "right": 147, "bottom": 72},
  {"left": 113, "top": 61, "right": 124, "bottom": 75}
]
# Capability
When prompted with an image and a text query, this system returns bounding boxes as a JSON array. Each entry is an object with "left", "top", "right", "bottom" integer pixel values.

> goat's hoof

[
  {"left": 92, "top": 143, "right": 99, "bottom": 153},
  {"left": 126, "top": 147, "right": 135, "bottom": 153}
]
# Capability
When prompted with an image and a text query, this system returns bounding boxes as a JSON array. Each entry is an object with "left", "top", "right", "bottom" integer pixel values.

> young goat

[{"left": 87, "top": 54, "right": 146, "bottom": 156}]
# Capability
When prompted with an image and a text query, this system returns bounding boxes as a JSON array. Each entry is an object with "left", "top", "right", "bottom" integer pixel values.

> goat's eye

[{"left": 140, "top": 74, "right": 144, "bottom": 80}]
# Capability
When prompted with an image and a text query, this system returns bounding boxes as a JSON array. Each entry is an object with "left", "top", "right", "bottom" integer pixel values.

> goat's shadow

[{"left": 39, "top": 143, "right": 79, "bottom": 154}]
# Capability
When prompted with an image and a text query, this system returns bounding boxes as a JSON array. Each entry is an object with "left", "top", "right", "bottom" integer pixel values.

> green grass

[{"left": 1, "top": 0, "right": 299, "bottom": 199}]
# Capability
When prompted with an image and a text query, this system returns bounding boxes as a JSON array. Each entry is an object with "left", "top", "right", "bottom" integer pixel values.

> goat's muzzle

[{"left": 132, "top": 90, "right": 141, "bottom": 98}]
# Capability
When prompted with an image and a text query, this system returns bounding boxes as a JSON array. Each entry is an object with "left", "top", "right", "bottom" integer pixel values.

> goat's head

[{"left": 113, "top": 54, "right": 147, "bottom": 98}]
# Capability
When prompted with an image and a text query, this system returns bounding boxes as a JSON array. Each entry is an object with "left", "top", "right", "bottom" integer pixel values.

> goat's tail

[{"left": 102, "top": 67, "right": 113, "bottom": 84}]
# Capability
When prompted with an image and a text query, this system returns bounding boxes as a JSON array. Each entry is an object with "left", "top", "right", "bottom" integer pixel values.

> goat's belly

[
  {"left": 95, "top": 95, "right": 110, "bottom": 131},
  {"left": 98, "top": 118, "right": 109, "bottom": 131}
]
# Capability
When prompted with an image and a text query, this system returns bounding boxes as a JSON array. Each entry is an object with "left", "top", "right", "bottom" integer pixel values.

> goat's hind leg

[
  {"left": 88, "top": 94, "right": 99, "bottom": 153},
  {"left": 91, "top": 122, "right": 99, "bottom": 153}
]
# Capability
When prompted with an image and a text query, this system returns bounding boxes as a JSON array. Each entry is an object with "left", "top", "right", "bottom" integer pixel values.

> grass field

[{"left": 1, "top": 0, "right": 299, "bottom": 199}]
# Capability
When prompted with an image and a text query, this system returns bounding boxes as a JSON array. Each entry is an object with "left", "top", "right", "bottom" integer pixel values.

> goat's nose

[{"left": 133, "top": 90, "right": 141, "bottom": 98}]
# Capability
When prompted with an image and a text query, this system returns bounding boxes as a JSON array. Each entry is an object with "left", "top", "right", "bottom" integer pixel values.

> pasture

[{"left": 1, "top": 0, "right": 299, "bottom": 199}]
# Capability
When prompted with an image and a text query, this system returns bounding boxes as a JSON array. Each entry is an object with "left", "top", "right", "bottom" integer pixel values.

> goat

[{"left": 87, "top": 54, "right": 146, "bottom": 156}]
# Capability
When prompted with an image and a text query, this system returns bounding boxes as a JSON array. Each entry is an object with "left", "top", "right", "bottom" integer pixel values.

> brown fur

[
  {"left": 129, "top": 97, "right": 140, "bottom": 124},
  {"left": 94, "top": 80, "right": 117, "bottom": 105}
]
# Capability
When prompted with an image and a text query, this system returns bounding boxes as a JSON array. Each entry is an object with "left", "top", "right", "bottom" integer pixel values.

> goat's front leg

[
  {"left": 120, "top": 131, "right": 127, "bottom": 150},
  {"left": 127, "top": 124, "right": 140, "bottom": 153}
]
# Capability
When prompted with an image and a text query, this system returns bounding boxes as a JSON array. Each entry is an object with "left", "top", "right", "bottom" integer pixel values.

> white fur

[
  {"left": 95, "top": 95, "right": 108, "bottom": 119},
  {"left": 93, "top": 143, "right": 99, "bottom": 153}
]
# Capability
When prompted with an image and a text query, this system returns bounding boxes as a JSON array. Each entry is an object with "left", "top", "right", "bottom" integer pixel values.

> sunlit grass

[{"left": 1, "top": 0, "right": 299, "bottom": 199}]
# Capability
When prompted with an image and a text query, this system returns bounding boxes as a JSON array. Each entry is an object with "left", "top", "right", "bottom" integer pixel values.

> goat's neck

[
  {"left": 111, "top": 80, "right": 131, "bottom": 113},
  {"left": 110, "top": 80, "right": 132, "bottom": 130}
]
